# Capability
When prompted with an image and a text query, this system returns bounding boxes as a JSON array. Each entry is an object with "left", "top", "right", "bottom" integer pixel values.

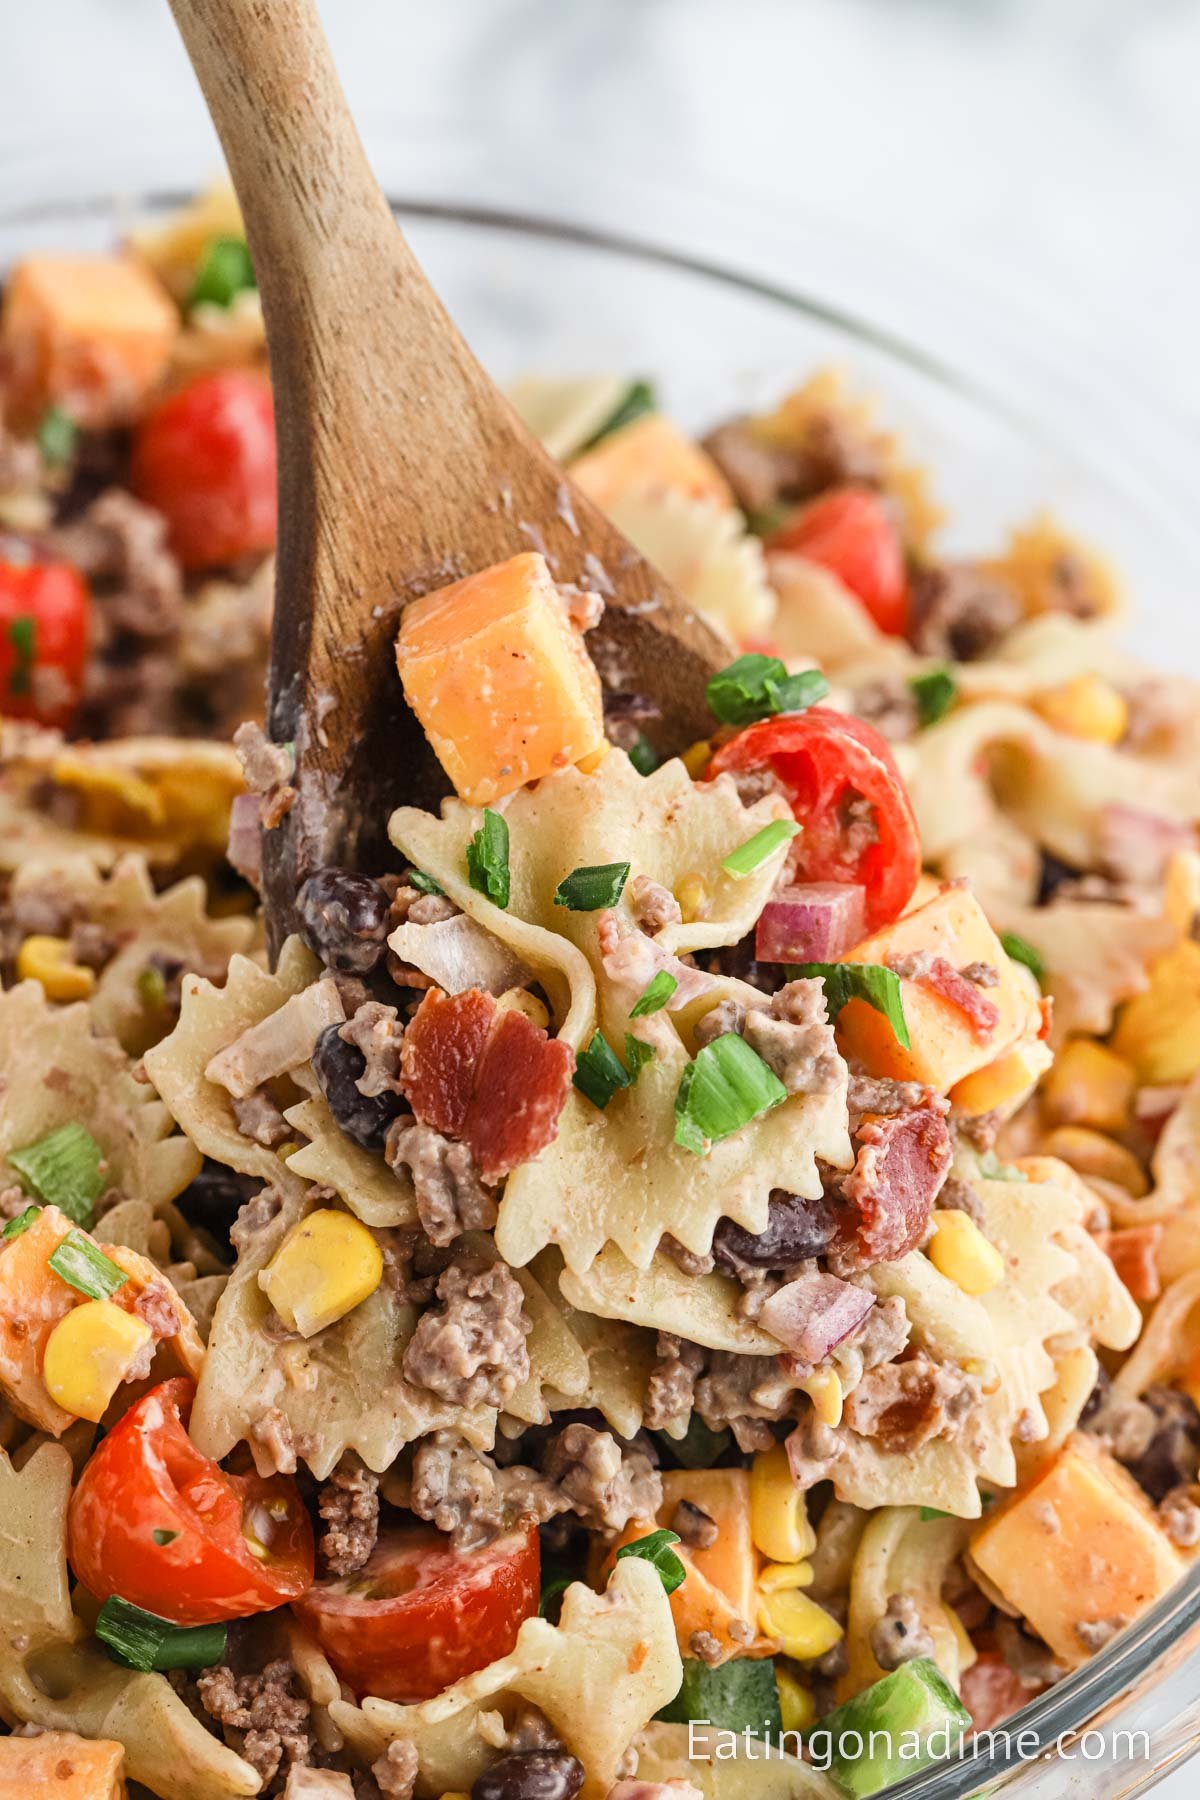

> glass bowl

[{"left": 3, "top": 140, "right": 1199, "bottom": 1799}]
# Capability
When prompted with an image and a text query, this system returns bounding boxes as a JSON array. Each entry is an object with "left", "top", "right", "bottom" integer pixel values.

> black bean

[
  {"left": 713, "top": 1189, "right": 839, "bottom": 1272},
  {"left": 1127, "top": 1386, "right": 1200, "bottom": 1502},
  {"left": 472, "top": 1751, "right": 585, "bottom": 1800},
  {"left": 312, "top": 1023, "right": 406, "bottom": 1151},
  {"left": 176, "top": 1159, "right": 257, "bottom": 1253},
  {"left": 296, "top": 867, "right": 391, "bottom": 973}
]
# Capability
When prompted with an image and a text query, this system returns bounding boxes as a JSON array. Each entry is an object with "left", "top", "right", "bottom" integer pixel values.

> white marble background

[{"left": 2, "top": 3, "right": 1198, "bottom": 1792}]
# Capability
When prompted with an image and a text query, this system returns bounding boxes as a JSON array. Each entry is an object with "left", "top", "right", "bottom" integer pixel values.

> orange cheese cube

[
  {"left": 949, "top": 1037, "right": 1053, "bottom": 1116},
  {"left": 970, "top": 1435, "right": 1185, "bottom": 1669},
  {"left": 569, "top": 413, "right": 734, "bottom": 512},
  {"left": 837, "top": 885, "right": 1042, "bottom": 1091},
  {"left": 1, "top": 254, "right": 178, "bottom": 428},
  {"left": 395, "top": 552, "right": 606, "bottom": 804},
  {"left": 0, "top": 1731, "right": 125, "bottom": 1797}
]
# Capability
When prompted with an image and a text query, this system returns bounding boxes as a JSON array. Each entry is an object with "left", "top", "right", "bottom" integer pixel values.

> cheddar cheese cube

[
  {"left": 395, "top": 551, "right": 606, "bottom": 805},
  {"left": 0, "top": 1731, "right": 125, "bottom": 1797},
  {"left": 837, "top": 885, "right": 1043, "bottom": 1090},
  {"left": 569, "top": 413, "right": 734, "bottom": 512},
  {"left": 1, "top": 254, "right": 178, "bottom": 428},
  {"left": 970, "top": 1434, "right": 1185, "bottom": 1669}
]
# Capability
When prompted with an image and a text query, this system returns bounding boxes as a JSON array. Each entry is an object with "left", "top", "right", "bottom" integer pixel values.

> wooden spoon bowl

[{"left": 167, "top": 0, "right": 725, "bottom": 943}]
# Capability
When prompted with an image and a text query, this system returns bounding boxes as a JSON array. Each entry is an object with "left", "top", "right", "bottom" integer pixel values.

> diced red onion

[
  {"left": 759, "top": 1270, "right": 875, "bottom": 1368},
  {"left": 755, "top": 882, "right": 866, "bottom": 964},
  {"left": 226, "top": 792, "right": 263, "bottom": 887},
  {"left": 1099, "top": 804, "right": 1196, "bottom": 884},
  {"left": 388, "top": 914, "right": 531, "bottom": 997}
]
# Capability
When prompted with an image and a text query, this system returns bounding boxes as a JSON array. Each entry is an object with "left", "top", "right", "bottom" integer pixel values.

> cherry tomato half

[
  {"left": 67, "top": 1378, "right": 313, "bottom": 1625},
  {"left": 707, "top": 707, "right": 920, "bottom": 931},
  {"left": 0, "top": 558, "right": 89, "bottom": 726},
  {"left": 293, "top": 1525, "right": 540, "bottom": 1702},
  {"left": 768, "top": 487, "right": 908, "bottom": 635},
  {"left": 131, "top": 370, "right": 277, "bottom": 571}
]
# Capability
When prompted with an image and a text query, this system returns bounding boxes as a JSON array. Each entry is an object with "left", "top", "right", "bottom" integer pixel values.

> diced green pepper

[
  {"left": 658, "top": 1656, "right": 782, "bottom": 1737},
  {"left": 814, "top": 1658, "right": 971, "bottom": 1797}
]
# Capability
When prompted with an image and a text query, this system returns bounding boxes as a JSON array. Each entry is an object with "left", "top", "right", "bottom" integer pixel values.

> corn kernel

[
  {"left": 1112, "top": 940, "right": 1200, "bottom": 1085},
  {"left": 950, "top": 1038, "right": 1052, "bottom": 1117},
  {"left": 1033, "top": 675, "right": 1128, "bottom": 745},
  {"left": 259, "top": 1208, "right": 383, "bottom": 1337},
  {"left": 1040, "top": 1126, "right": 1149, "bottom": 1197},
  {"left": 759, "top": 1561, "right": 815, "bottom": 1593},
  {"left": 681, "top": 739, "right": 713, "bottom": 779},
  {"left": 751, "top": 1445, "right": 816, "bottom": 1563},
  {"left": 496, "top": 987, "right": 550, "bottom": 1030},
  {"left": 675, "top": 874, "right": 710, "bottom": 923},
  {"left": 928, "top": 1209, "right": 1006, "bottom": 1297},
  {"left": 42, "top": 1299, "right": 153, "bottom": 1423},
  {"left": 16, "top": 935, "right": 96, "bottom": 1002},
  {"left": 1042, "top": 1039, "right": 1135, "bottom": 1135},
  {"left": 758, "top": 1588, "right": 843, "bottom": 1661},
  {"left": 798, "top": 1367, "right": 844, "bottom": 1428},
  {"left": 51, "top": 753, "right": 167, "bottom": 828},
  {"left": 775, "top": 1666, "right": 817, "bottom": 1734}
]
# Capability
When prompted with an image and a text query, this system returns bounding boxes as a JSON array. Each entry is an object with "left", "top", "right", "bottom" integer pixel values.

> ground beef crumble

[
  {"left": 195, "top": 1658, "right": 313, "bottom": 1787},
  {"left": 402, "top": 1259, "right": 530, "bottom": 1408},
  {"left": 385, "top": 1119, "right": 497, "bottom": 1247},
  {"left": 869, "top": 1593, "right": 936, "bottom": 1670},
  {"left": 742, "top": 977, "right": 844, "bottom": 1096},
  {"left": 628, "top": 873, "right": 682, "bottom": 935},
  {"left": 318, "top": 1454, "right": 380, "bottom": 1577},
  {"left": 644, "top": 1333, "right": 705, "bottom": 1430},
  {"left": 340, "top": 1002, "right": 405, "bottom": 1097}
]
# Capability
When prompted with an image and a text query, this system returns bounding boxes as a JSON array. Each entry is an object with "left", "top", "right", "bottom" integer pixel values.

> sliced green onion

[
  {"left": 37, "top": 404, "right": 78, "bottom": 469},
  {"left": 538, "top": 1573, "right": 574, "bottom": 1620},
  {"left": 745, "top": 502, "right": 792, "bottom": 539},
  {"left": 152, "top": 1528, "right": 179, "bottom": 1547},
  {"left": 919, "top": 1506, "right": 952, "bottom": 1522},
  {"left": 553, "top": 861, "right": 631, "bottom": 911},
  {"left": 720, "top": 818, "right": 800, "bottom": 880},
  {"left": 10, "top": 1122, "right": 107, "bottom": 1226},
  {"left": 790, "top": 961, "right": 911, "bottom": 1051},
  {"left": 573, "top": 1029, "right": 652, "bottom": 1110},
  {"left": 706, "top": 653, "right": 829, "bottom": 727},
  {"left": 580, "top": 378, "right": 656, "bottom": 451},
  {"left": 407, "top": 867, "right": 446, "bottom": 898},
  {"left": 96, "top": 1596, "right": 227, "bottom": 1673},
  {"left": 630, "top": 970, "right": 678, "bottom": 1018},
  {"left": 466, "top": 809, "right": 511, "bottom": 909},
  {"left": 909, "top": 666, "right": 957, "bottom": 728},
  {"left": 674, "top": 1033, "right": 788, "bottom": 1155},
  {"left": 623, "top": 1034, "right": 655, "bottom": 1078},
  {"left": 136, "top": 965, "right": 167, "bottom": 1011},
  {"left": 616, "top": 1527, "right": 686, "bottom": 1595},
  {"left": 47, "top": 1228, "right": 128, "bottom": 1300},
  {"left": 977, "top": 1150, "right": 1028, "bottom": 1184},
  {"left": 628, "top": 736, "right": 660, "bottom": 777},
  {"left": 2, "top": 1205, "right": 40, "bottom": 1240},
  {"left": 1000, "top": 931, "right": 1044, "bottom": 983},
  {"left": 657, "top": 1413, "right": 734, "bottom": 1469},
  {"left": 188, "top": 236, "right": 256, "bottom": 311},
  {"left": 7, "top": 615, "right": 35, "bottom": 697}
]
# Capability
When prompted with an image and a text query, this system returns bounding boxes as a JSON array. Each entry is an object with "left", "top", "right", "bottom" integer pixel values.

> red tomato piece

[
  {"left": 293, "top": 1525, "right": 540, "bottom": 1702},
  {"left": 130, "top": 370, "right": 277, "bottom": 571},
  {"left": 707, "top": 707, "right": 920, "bottom": 931},
  {"left": 0, "top": 559, "right": 89, "bottom": 726},
  {"left": 67, "top": 1378, "right": 313, "bottom": 1625},
  {"left": 768, "top": 487, "right": 908, "bottom": 635}
]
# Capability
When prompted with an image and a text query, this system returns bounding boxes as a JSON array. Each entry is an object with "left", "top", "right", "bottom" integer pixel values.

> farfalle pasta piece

[
  {"left": 634, "top": 1721, "right": 837, "bottom": 1800},
  {"left": 283, "top": 1094, "right": 417, "bottom": 1228},
  {"left": 531, "top": 1251, "right": 659, "bottom": 1441},
  {"left": 560, "top": 1246, "right": 780, "bottom": 1355},
  {"left": 842, "top": 1506, "right": 974, "bottom": 1698},
  {"left": 602, "top": 489, "right": 775, "bottom": 642}
]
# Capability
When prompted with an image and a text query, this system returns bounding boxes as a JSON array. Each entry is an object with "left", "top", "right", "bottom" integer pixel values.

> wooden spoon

[{"left": 167, "top": 0, "right": 725, "bottom": 944}]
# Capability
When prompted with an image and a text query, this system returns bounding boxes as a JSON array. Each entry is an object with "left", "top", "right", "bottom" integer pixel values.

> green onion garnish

[
  {"left": 628, "top": 736, "right": 659, "bottom": 777},
  {"left": 573, "top": 1030, "right": 653, "bottom": 1109},
  {"left": 538, "top": 1573, "right": 574, "bottom": 1620},
  {"left": 721, "top": 819, "right": 800, "bottom": 880},
  {"left": 1000, "top": 931, "right": 1044, "bottom": 983},
  {"left": 706, "top": 654, "right": 829, "bottom": 727},
  {"left": 152, "top": 1529, "right": 179, "bottom": 1547},
  {"left": 553, "top": 862, "right": 631, "bottom": 911},
  {"left": 623, "top": 1035, "right": 655, "bottom": 1078},
  {"left": 919, "top": 1506, "right": 952, "bottom": 1522},
  {"left": 10, "top": 1122, "right": 106, "bottom": 1227},
  {"left": 909, "top": 667, "right": 957, "bottom": 728},
  {"left": 188, "top": 236, "right": 256, "bottom": 311},
  {"left": 466, "top": 809, "right": 511, "bottom": 909},
  {"left": 37, "top": 405, "right": 78, "bottom": 469},
  {"left": 136, "top": 965, "right": 167, "bottom": 1011},
  {"left": 616, "top": 1527, "right": 687, "bottom": 1595},
  {"left": 96, "top": 1596, "right": 227, "bottom": 1673},
  {"left": 2, "top": 1205, "right": 40, "bottom": 1240},
  {"left": 674, "top": 1033, "right": 788, "bottom": 1155},
  {"left": 47, "top": 1229, "right": 128, "bottom": 1300},
  {"left": 407, "top": 868, "right": 446, "bottom": 898},
  {"left": 581, "top": 378, "right": 656, "bottom": 451},
  {"left": 790, "top": 961, "right": 911, "bottom": 1051},
  {"left": 630, "top": 970, "right": 678, "bottom": 1018},
  {"left": 7, "top": 615, "right": 35, "bottom": 698},
  {"left": 977, "top": 1150, "right": 1028, "bottom": 1184}
]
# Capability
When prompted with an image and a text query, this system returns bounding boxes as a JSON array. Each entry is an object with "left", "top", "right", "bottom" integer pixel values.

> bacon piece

[
  {"left": 1097, "top": 1225, "right": 1163, "bottom": 1302},
  {"left": 761, "top": 1271, "right": 875, "bottom": 1370},
  {"left": 843, "top": 1104, "right": 952, "bottom": 1263},
  {"left": 464, "top": 1007, "right": 576, "bottom": 1184},
  {"left": 400, "top": 987, "right": 497, "bottom": 1136},
  {"left": 890, "top": 952, "right": 1000, "bottom": 1043}
]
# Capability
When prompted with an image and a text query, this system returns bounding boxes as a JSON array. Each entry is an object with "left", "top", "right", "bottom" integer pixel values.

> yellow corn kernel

[
  {"left": 798, "top": 1367, "right": 844, "bottom": 1428},
  {"left": 42, "top": 1299, "right": 153, "bottom": 1423},
  {"left": 751, "top": 1445, "right": 816, "bottom": 1563},
  {"left": 928, "top": 1209, "right": 1006, "bottom": 1297},
  {"left": 51, "top": 752, "right": 167, "bottom": 828},
  {"left": 1033, "top": 675, "right": 1128, "bottom": 745},
  {"left": 681, "top": 739, "right": 713, "bottom": 779},
  {"left": 16, "top": 935, "right": 96, "bottom": 1002},
  {"left": 1040, "top": 1126, "right": 1149, "bottom": 1197},
  {"left": 758, "top": 1588, "right": 843, "bottom": 1661},
  {"left": 949, "top": 1038, "right": 1052, "bottom": 1117},
  {"left": 759, "top": 1561, "right": 815, "bottom": 1593},
  {"left": 1042, "top": 1039, "right": 1135, "bottom": 1135},
  {"left": 1112, "top": 939, "right": 1200, "bottom": 1085},
  {"left": 775, "top": 1665, "right": 817, "bottom": 1734},
  {"left": 275, "top": 1142, "right": 300, "bottom": 1161},
  {"left": 675, "top": 874, "right": 710, "bottom": 923},
  {"left": 496, "top": 987, "right": 550, "bottom": 1030},
  {"left": 259, "top": 1208, "right": 383, "bottom": 1337}
]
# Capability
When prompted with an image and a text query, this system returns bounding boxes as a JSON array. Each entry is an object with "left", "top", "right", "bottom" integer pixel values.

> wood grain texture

[{"left": 167, "top": 0, "right": 724, "bottom": 945}]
